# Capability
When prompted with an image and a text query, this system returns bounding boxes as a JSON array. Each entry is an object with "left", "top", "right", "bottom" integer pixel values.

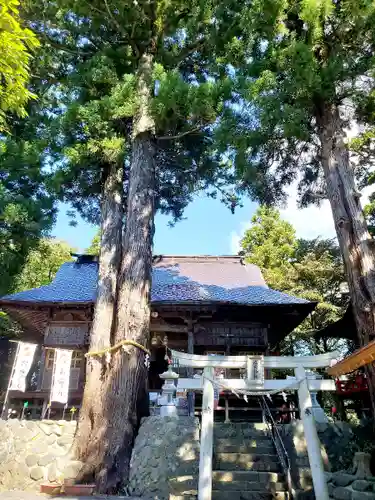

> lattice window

[
  {"left": 45, "top": 349, "right": 55, "bottom": 370},
  {"left": 71, "top": 351, "right": 84, "bottom": 369}
]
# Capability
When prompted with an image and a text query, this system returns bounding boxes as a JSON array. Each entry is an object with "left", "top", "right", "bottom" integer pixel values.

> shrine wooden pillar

[{"left": 187, "top": 318, "right": 195, "bottom": 416}]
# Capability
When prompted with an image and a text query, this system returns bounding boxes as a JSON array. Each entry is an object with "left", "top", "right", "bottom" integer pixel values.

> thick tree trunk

[
  {"left": 316, "top": 102, "right": 375, "bottom": 418},
  {"left": 73, "top": 53, "right": 156, "bottom": 492},
  {"left": 72, "top": 161, "right": 124, "bottom": 465}
]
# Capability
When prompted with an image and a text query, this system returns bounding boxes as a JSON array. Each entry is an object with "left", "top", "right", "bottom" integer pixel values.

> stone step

[
  {"left": 214, "top": 423, "right": 269, "bottom": 439},
  {"left": 214, "top": 436, "right": 275, "bottom": 453},
  {"left": 214, "top": 452, "right": 279, "bottom": 463},
  {"left": 215, "top": 423, "right": 268, "bottom": 431},
  {"left": 215, "top": 461, "right": 281, "bottom": 472},
  {"left": 169, "top": 478, "right": 286, "bottom": 495},
  {"left": 212, "top": 491, "right": 288, "bottom": 500},
  {"left": 214, "top": 443, "right": 276, "bottom": 454},
  {"left": 214, "top": 453, "right": 281, "bottom": 472},
  {"left": 212, "top": 480, "right": 287, "bottom": 492},
  {"left": 213, "top": 470, "right": 285, "bottom": 484}
]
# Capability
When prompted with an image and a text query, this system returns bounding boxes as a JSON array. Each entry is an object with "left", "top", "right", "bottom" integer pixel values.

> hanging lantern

[{"left": 151, "top": 333, "right": 158, "bottom": 346}]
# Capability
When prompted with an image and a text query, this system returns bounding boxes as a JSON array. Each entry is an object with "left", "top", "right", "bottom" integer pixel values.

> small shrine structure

[{"left": 0, "top": 254, "right": 315, "bottom": 417}]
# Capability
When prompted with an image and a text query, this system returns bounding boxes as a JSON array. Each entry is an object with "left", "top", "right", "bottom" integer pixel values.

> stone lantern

[
  {"left": 306, "top": 371, "right": 328, "bottom": 423},
  {"left": 159, "top": 365, "right": 179, "bottom": 417}
]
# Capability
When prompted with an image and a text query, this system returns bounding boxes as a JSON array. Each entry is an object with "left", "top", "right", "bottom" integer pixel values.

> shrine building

[{"left": 0, "top": 255, "right": 315, "bottom": 418}]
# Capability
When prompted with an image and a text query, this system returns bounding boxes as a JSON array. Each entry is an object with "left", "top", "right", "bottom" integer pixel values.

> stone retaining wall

[
  {"left": 0, "top": 416, "right": 200, "bottom": 496},
  {"left": 325, "top": 452, "right": 375, "bottom": 500},
  {"left": 280, "top": 421, "right": 374, "bottom": 499},
  {"left": 326, "top": 471, "right": 375, "bottom": 500},
  {"left": 129, "top": 416, "right": 200, "bottom": 500},
  {"left": 0, "top": 416, "right": 370, "bottom": 499},
  {"left": 0, "top": 419, "right": 78, "bottom": 492}
]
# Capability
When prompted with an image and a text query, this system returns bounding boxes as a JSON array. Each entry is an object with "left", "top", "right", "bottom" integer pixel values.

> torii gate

[{"left": 170, "top": 349, "right": 338, "bottom": 500}]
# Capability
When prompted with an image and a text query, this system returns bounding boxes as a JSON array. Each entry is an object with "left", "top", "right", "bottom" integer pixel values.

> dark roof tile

[{"left": 0, "top": 256, "right": 309, "bottom": 307}]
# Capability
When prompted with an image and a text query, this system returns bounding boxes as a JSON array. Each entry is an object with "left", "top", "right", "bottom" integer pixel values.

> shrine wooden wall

[{"left": 39, "top": 308, "right": 91, "bottom": 391}]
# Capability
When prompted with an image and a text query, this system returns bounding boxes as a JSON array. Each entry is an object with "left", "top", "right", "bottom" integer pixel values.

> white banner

[
  {"left": 9, "top": 342, "right": 37, "bottom": 392},
  {"left": 50, "top": 349, "right": 73, "bottom": 404}
]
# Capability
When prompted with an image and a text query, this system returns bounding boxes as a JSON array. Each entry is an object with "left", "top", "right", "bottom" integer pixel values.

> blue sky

[
  {"left": 52, "top": 179, "right": 344, "bottom": 255},
  {"left": 52, "top": 196, "right": 259, "bottom": 255}
]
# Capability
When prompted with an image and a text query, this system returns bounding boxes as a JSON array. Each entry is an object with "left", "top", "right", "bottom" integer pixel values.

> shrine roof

[{"left": 0, "top": 255, "right": 310, "bottom": 307}]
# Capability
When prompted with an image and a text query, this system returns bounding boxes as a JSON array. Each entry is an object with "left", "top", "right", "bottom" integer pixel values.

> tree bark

[
  {"left": 72, "top": 161, "right": 124, "bottom": 466},
  {"left": 72, "top": 53, "right": 156, "bottom": 492},
  {"left": 316, "top": 102, "right": 375, "bottom": 418}
]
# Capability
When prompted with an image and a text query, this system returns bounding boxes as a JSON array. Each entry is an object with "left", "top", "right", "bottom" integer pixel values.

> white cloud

[
  {"left": 230, "top": 118, "right": 373, "bottom": 250},
  {"left": 280, "top": 184, "right": 336, "bottom": 240},
  {"left": 230, "top": 183, "right": 373, "bottom": 252},
  {"left": 230, "top": 231, "right": 241, "bottom": 254},
  {"left": 230, "top": 221, "right": 251, "bottom": 254},
  {"left": 281, "top": 183, "right": 373, "bottom": 241}
]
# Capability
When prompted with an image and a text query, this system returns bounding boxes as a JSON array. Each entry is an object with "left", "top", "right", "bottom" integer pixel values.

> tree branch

[
  {"left": 38, "top": 33, "right": 93, "bottom": 56},
  {"left": 306, "top": 190, "right": 328, "bottom": 200},
  {"left": 156, "top": 126, "right": 201, "bottom": 141},
  {"left": 103, "top": 0, "right": 127, "bottom": 36},
  {"left": 175, "top": 38, "right": 206, "bottom": 67}
]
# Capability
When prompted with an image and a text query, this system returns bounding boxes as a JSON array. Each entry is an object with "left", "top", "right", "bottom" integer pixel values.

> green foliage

[
  {"left": 241, "top": 206, "right": 297, "bottom": 291},
  {"left": 0, "top": 0, "right": 39, "bottom": 130},
  {"left": 215, "top": 0, "right": 375, "bottom": 206},
  {"left": 240, "top": 207, "right": 348, "bottom": 354},
  {"left": 350, "top": 129, "right": 375, "bottom": 236},
  {"left": 19, "top": 0, "right": 251, "bottom": 226},
  {"left": 0, "top": 105, "right": 57, "bottom": 296},
  {"left": 86, "top": 231, "right": 100, "bottom": 256},
  {"left": 12, "top": 238, "right": 74, "bottom": 291},
  {"left": 0, "top": 311, "right": 21, "bottom": 338},
  {"left": 0, "top": 165, "right": 56, "bottom": 296},
  {"left": 0, "top": 238, "right": 74, "bottom": 338}
]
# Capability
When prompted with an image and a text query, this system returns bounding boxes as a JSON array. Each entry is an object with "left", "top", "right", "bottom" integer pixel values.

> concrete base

[{"left": 160, "top": 404, "right": 178, "bottom": 417}]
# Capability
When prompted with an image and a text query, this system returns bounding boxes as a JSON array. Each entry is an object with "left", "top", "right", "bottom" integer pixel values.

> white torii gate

[{"left": 170, "top": 349, "right": 338, "bottom": 500}]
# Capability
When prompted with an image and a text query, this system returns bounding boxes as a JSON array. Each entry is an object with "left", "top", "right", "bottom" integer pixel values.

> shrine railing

[{"left": 259, "top": 395, "right": 294, "bottom": 499}]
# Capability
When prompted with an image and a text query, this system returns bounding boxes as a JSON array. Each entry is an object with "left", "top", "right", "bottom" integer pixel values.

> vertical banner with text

[
  {"left": 9, "top": 342, "right": 37, "bottom": 392},
  {"left": 50, "top": 349, "right": 73, "bottom": 404}
]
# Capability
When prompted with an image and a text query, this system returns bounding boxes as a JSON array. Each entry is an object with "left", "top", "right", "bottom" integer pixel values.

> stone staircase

[
  {"left": 212, "top": 423, "right": 289, "bottom": 500},
  {"left": 169, "top": 423, "right": 289, "bottom": 500}
]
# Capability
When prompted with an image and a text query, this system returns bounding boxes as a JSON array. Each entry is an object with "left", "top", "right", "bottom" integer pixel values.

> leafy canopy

[
  {"left": 12, "top": 238, "right": 74, "bottom": 291},
  {"left": 0, "top": 238, "right": 74, "bottom": 338},
  {"left": 23, "top": 0, "right": 247, "bottom": 225},
  {"left": 0, "top": 99, "right": 57, "bottom": 296},
  {"left": 0, "top": 0, "right": 39, "bottom": 130},
  {"left": 85, "top": 231, "right": 101, "bottom": 256},
  {"left": 240, "top": 207, "right": 348, "bottom": 354},
  {"left": 240, "top": 207, "right": 296, "bottom": 291},
  {"left": 215, "top": 0, "right": 375, "bottom": 205}
]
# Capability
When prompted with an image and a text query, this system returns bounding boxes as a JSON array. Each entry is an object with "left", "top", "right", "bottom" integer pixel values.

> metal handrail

[{"left": 259, "top": 396, "right": 294, "bottom": 500}]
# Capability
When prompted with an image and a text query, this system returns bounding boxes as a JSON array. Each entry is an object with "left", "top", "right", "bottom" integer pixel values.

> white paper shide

[
  {"left": 9, "top": 342, "right": 37, "bottom": 392},
  {"left": 50, "top": 349, "right": 72, "bottom": 403}
]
